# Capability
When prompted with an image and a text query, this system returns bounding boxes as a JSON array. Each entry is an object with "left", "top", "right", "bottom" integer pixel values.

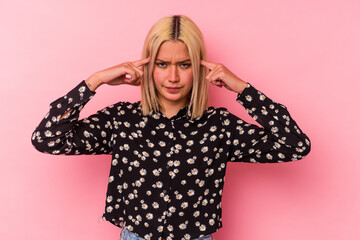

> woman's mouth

[{"left": 165, "top": 87, "right": 182, "bottom": 93}]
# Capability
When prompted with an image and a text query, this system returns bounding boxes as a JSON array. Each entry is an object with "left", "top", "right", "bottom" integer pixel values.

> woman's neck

[{"left": 160, "top": 99, "right": 189, "bottom": 119}]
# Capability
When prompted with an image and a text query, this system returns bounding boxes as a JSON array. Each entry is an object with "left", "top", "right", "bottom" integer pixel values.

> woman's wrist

[
  {"left": 232, "top": 79, "right": 248, "bottom": 94},
  {"left": 85, "top": 73, "right": 103, "bottom": 92}
]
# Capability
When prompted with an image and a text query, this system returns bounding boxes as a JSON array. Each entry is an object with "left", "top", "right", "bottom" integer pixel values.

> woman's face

[{"left": 153, "top": 40, "right": 193, "bottom": 109}]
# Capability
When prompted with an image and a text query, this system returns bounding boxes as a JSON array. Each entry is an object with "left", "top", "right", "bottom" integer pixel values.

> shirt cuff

[{"left": 65, "top": 80, "right": 96, "bottom": 105}]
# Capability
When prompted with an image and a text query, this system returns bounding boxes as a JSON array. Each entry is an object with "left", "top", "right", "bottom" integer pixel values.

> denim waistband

[{"left": 119, "top": 225, "right": 215, "bottom": 240}]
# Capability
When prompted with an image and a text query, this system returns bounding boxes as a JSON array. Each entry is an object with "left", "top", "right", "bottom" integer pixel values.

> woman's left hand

[{"left": 201, "top": 60, "right": 248, "bottom": 94}]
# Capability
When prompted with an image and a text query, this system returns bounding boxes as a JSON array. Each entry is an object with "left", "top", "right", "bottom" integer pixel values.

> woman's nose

[{"left": 168, "top": 65, "right": 179, "bottom": 82}]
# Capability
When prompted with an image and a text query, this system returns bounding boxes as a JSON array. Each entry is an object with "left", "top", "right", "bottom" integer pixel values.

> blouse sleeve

[
  {"left": 226, "top": 83, "right": 311, "bottom": 163},
  {"left": 31, "top": 81, "right": 114, "bottom": 155}
]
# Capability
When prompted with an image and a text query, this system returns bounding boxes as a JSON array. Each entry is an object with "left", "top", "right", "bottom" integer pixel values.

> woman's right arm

[
  {"left": 31, "top": 80, "right": 115, "bottom": 155},
  {"left": 31, "top": 58, "right": 150, "bottom": 155}
]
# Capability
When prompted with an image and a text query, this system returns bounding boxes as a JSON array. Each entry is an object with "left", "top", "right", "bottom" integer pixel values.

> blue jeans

[{"left": 119, "top": 225, "right": 215, "bottom": 240}]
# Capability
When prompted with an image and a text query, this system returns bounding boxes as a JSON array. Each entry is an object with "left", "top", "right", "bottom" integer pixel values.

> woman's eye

[
  {"left": 156, "top": 62, "right": 167, "bottom": 67},
  {"left": 180, "top": 63, "right": 191, "bottom": 68}
]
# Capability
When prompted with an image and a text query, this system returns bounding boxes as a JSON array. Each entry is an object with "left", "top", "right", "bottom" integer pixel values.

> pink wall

[{"left": 1, "top": 0, "right": 359, "bottom": 239}]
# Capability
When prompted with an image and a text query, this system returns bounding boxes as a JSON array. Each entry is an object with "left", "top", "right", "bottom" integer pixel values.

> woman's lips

[{"left": 165, "top": 87, "right": 182, "bottom": 93}]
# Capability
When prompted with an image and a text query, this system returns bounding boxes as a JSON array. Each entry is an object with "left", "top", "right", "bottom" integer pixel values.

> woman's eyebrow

[{"left": 155, "top": 59, "right": 191, "bottom": 63}]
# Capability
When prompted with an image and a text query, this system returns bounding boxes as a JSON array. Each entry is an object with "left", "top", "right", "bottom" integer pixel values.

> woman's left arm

[{"left": 201, "top": 60, "right": 311, "bottom": 163}]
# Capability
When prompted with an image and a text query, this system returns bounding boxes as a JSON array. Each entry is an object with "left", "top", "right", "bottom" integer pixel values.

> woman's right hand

[{"left": 85, "top": 57, "right": 150, "bottom": 91}]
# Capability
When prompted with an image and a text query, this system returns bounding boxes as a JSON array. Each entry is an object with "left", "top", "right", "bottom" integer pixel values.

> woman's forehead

[{"left": 156, "top": 41, "right": 190, "bottom": 61}]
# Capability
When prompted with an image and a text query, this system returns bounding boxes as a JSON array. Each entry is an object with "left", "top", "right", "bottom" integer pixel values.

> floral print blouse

[{"left": 32, "top": 81, "right": 311, "bottom": 240}]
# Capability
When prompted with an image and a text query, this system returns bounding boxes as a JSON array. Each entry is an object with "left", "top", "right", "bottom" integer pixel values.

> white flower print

[
  {"left": 45, "top": 121, "right": 52, "bottom": 128},
  {"left": 179, "top": 223, "right": 187, "bottom": 230},
  {"left": 187, "top": 158, "right": 195, "bottom": 164},
  {"left": 146, "top": 213, "right": 153, "bottom": 219},
  {"left": 210, "top": 135, "right": 217, "bottom": 141},
  {"left": 139, "top": 168, "right": 147, "bottom": 176},
  {"left": 108, "top": 176, "right": 114, "bottom": 182},
  {"left": 52, "top": 150, "right": 60, "bottom": 154},
  {"left": 152, "top": 169, "right": 160, "bottom": 176},
  {"left": 169, "top": 171, "right": 176, "bottom": 178},
  {"left": 198, "top": 180, "right": 205, "bottom": 187},
  {"left": 44, "top": 130, "right": 52, "bottom": 137},
  {"left": 181, "top": 202, "right": 188, "bottom": 209},
  {"left": 271, "top": 127, "right": 279, "bottom": 133},
  {"left": 154, "top": 150, "right": 161, "bottom": 156},
  {"left": 156, "top": 181, "right": 163, "bottom": 188},
  {"left": 78, "top": 86, "right": 86, "bottom": 92},
  {"left": 191, "top": 168, "right": 198, "bottom": 175},
  {"left": 131, "top": 132, "right": 138, "bottom": 138},
  {"left": 106, "top": 206, "right": 113, "bottom": 213},
  {"left": 133, "top": 160, "right": 140, "bottom": 167},
  {"left": 187, "top": 189, "right": 195, "bottom": 196},
  {"left": 201, "top": 146, "right": 208, "bottom": 153},
  {"left": 245, "top": 95, "right": 252, "bottom": 101},
  {"left": 169, "top": 206, "right": 176, "bottom": 213},
  {"left": 135, "top": 180, "right": 142, "bottom": 187},
  {"left": 209, "top": 219, "right": 215, "bottom": 226}
]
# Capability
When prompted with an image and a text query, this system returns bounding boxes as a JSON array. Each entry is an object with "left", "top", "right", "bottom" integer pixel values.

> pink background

[{"left": 1, "top": 0, "right": 359, "bottom": 239}]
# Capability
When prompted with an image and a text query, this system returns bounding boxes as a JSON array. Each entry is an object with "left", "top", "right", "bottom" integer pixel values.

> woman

[{"left": 32, "top": 15, "right": 311, "bottom": 240}]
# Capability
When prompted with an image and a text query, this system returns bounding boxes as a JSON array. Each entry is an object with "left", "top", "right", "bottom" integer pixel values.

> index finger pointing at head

[
  {"left": 201, "top": 60, "right": 217, "bottom": 70},
  {"left": 133, "top": 57, "right": 150, "bottom": 68}
]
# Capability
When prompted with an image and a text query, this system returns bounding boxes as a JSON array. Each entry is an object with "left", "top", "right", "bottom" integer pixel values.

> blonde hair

[{"left": 141, "top": 15, "right": 208, "bottom": 120}]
